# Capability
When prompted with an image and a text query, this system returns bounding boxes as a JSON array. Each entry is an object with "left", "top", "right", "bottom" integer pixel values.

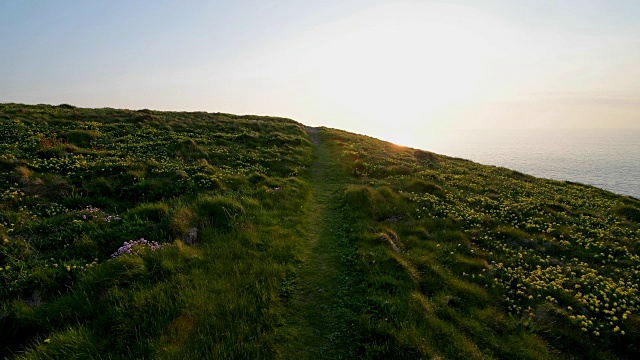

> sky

[{"left": 2, "top": 0, "right": 639, "bottom": 147}]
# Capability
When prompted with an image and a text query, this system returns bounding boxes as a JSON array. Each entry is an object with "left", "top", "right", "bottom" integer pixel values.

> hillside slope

[{"left": 1, "top": 104, "right": 639, "bottom": 359}]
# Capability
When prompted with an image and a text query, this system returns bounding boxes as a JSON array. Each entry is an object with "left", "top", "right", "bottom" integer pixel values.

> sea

[{"left": 419, "top": 129, "right": 640, "bottom": 199}]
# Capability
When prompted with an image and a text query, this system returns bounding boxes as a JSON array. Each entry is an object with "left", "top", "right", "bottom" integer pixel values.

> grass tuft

[
  {"left": 126, "top": 202, "right": 170, "bottom": 222},
  {"left": 195, "top": 195, "right": 245, "bottom": 229}
]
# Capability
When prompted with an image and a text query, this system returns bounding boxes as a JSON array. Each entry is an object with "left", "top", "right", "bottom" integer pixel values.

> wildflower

[{"left": 111, "top": 238, "right": 166, "bottom": 258}]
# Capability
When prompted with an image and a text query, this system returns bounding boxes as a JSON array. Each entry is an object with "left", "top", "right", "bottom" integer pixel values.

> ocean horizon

[{"left": 421, "top": 128, "right": 640, "bottom": 199}]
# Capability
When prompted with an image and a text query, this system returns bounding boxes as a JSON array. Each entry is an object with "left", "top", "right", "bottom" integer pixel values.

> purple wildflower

[
  {"left": 78, "top": 206, "right": 121, "bottom": 223},
  {"left": 111, "top": 238, "right": 167, "bottom": 258}
]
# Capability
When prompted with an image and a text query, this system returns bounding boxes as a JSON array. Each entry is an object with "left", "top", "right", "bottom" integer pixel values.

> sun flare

[{"left": 271, "top": 2, "right": 508, "bottom": 144}]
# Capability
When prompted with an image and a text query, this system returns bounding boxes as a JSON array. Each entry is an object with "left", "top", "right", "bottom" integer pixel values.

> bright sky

[{"left": 2, "top": 0, "right": 639, "bottom": 147}]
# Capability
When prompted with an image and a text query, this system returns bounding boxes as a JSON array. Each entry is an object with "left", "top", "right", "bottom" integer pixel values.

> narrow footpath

[{"left": 281, "top": 127, "right": 351, "bottom": 359}]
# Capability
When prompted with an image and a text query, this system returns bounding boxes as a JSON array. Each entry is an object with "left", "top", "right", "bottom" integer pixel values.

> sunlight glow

[
  {"left": 4, "top": 0, "right": 639, "bottom": 145},
  {"left": 234, "top": 2, "right": 513, "bottom": 145}
]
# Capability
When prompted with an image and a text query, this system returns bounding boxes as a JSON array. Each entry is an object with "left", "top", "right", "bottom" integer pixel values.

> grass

[
  {"left": 0, "top": 103, "right": 313, "bottom": 359},
  {"left": 321, "top": 127, "right": 639, "bottom": 359},
  {"left": 1, "top": 103, "right": 639, "bottom": 359},
  {"left": 281, "top": 127, "right": 358, "bottom": 359}
]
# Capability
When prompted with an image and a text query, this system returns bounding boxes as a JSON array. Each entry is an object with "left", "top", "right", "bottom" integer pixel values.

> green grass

[
  {"left": 0, "top": 103, "right": 312, "bottom": 358},
  {"left": 320, "top": 127, "right": 639, "bottom": 359},
  {"left": 281, "top": 128, "right": 359, "bottom": 359},
  {"left": 1, "top": 103, "right": 639, "bottom": 359}
]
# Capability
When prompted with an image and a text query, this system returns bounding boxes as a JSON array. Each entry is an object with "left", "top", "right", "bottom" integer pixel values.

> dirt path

[{"left": 281, "top": 127, "right": 350, "bottom": 359}]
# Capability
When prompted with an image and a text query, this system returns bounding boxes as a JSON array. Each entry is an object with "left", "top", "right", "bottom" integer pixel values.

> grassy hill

[{"left": 1, "top": 103, "right": 639, "bottom": 359}]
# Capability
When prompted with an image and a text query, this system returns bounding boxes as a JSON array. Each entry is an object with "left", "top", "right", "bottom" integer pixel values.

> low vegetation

[
  {"left": 0, "top": 104, "right": 312, "bottom": 358},
  {"left": 324, "top": 129, "right": 639, "bottom": 359},
  {"left": 0, "top": 103, "right": 638, "bottom": 359}
]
